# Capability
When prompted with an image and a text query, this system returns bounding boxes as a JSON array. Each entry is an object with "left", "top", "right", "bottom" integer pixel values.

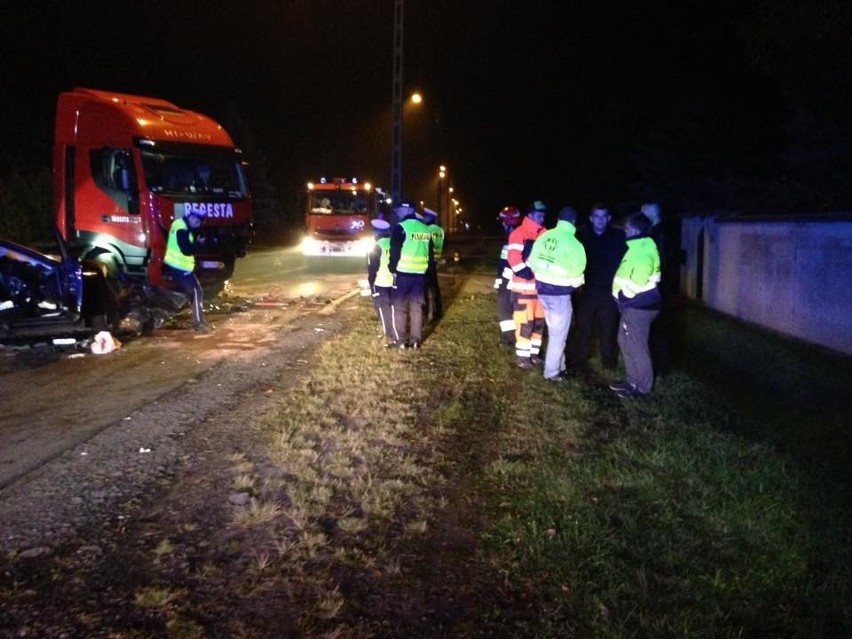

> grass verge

[{"left": 240, "top": 269, "right": 851, "bottom": 637}]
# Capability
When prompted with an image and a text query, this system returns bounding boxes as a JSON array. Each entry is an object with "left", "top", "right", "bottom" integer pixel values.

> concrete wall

[{"left": 680, "top": 214, "right": 852, "bottom": 356}]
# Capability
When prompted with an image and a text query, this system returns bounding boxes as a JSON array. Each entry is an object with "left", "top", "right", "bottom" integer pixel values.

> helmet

[{"left": 499, "top": 206, "right": 521, "bottom": 226}]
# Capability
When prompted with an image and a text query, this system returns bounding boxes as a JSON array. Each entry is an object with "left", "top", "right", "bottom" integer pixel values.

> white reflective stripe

[
  {"left": 501, "top": 266, "right": 513, "bottom": 279},
  {"left": 507, "top": 242, "right": 524, "bottom": 251},
  {"left": 511, "top": 262, "right": 528, "bottom": 273},
  {"left": 536, "top": 272, "right": 584, "bottom": 287},
  {"left": 511, "top": 280, "right": 537, "bottom": 292},
  {"left": 614, "top": 275, "right": 658, "bottom": 297},
  {"left": 499, "top": 319, "right": 516, "bottom": 331}
]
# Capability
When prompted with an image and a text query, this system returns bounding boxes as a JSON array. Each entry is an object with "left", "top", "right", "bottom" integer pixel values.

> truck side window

[{"left": 90, "top": 149, "right": 139, "bottom": 214}]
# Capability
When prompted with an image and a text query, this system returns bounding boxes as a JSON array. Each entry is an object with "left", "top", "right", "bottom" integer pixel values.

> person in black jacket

[
  {"left": 641, "top": 202, "right": 673, "bottom": 376},
  {"left": 570, "top": 204, "right": 626, "bottom": 371}
]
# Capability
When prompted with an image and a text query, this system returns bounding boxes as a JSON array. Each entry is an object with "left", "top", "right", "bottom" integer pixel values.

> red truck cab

[{"left": 54, "top": 88, "right": 252, "bottom": 293}]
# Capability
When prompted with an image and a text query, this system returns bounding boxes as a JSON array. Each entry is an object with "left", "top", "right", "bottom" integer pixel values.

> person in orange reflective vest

[
  {"left": 506, "top": 204, "right": 547, "bottom": 369},
  {"left": 495, "top": 205, "right": 522, "bottom": 347}
]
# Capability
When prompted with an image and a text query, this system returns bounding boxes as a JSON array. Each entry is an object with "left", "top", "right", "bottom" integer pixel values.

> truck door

[{"left": 89, "top": 148, "right": 139, "bottom": 215}]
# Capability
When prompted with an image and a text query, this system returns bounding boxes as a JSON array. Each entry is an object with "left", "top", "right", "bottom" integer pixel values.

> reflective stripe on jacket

[
  {"left": 529, "top": 220, "right": 586, "bottom": 293},
  {"left": 507, "top": 216, "right": 545, "bottom": 293},
  {"left": 164, "top": 218, "right": 195, "bottom": 272},
  {"left": 498, "top": 243, "right": 513, "bottom": 280},
  {"left": 428, "top": 223, "right": 445, "bottom": 261},
  {"left": 612, "top": 236, "right": 661, "bottom": 306}
]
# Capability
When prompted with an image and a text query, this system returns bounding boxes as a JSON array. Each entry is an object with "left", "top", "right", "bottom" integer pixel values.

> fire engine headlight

[
  {"left": 353, "top": 238, "right": 375, "bottom": 255},
  {"left": 300, "top": 236, "right": 322, "bottom": 255}
]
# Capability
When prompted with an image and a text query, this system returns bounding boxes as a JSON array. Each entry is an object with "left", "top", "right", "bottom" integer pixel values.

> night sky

[{"left": 2, "top": 1, "right": 850, "bottom": 224}]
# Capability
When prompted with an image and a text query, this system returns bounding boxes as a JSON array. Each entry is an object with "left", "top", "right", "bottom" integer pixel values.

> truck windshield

[
  {"left": 308, "top": 191, "right": 371, "bottom": 215},
  {"left": 139, "top": 142, "right": 248, "bottom": 198}
]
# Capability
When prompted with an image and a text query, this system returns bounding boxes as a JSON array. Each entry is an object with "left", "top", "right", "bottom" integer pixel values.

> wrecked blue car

[{"left": 0, "top": 228, "right": 183, "bottom": 344}]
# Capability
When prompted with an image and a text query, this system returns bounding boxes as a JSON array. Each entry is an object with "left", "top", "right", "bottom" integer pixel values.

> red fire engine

[{"left": 301, "top": 177, "right": 381, "bottom": 256}]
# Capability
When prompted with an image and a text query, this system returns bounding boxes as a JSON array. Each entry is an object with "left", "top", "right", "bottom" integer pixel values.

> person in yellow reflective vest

[
  {"left": 528, "top": 206, "right": 586, "bottom": 381},
  {"left": 366, "top": 218, "right": 395, "bottom": 345},
  {"left": 609, "top": 212, "right": 662, "bottom": 398},
  {"left": 388, "top": 200, "right": 434, "bottom": 349},
  {"left": 421, "top": 207, "right": 444, "bottom": 321},
  {"left": 163, "top": 208, "right": 213, "bottom": 333}
]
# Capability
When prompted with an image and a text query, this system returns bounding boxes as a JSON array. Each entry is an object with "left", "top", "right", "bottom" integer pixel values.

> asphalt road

[{"left": 0, "top": 246, "right": 366, "bottom": 489}]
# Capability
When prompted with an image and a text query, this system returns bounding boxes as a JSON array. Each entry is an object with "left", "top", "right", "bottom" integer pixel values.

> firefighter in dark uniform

[
  {"left": 163, "top": 208, "right": 213, "bottom": 333},
  {"left": 388, "top": 200, "right": 434, "bottom": 349}
]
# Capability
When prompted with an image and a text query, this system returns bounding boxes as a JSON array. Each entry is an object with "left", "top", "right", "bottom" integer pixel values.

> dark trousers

[
  {"left": 391, "top": 272, "right": 426, "bottom": 343},
  {"left": 423, "top": 267, "right": 443, "bottom": 320},
  {"left": 163, "top": 265, "right": 204, "bottom": 326},
  {"left": 571, "top": 287, "right": 620, "bottom": 368},
  {"left": 372, "top": 285, "right": 394, "bottom": 341},
  {"left": 618, "top": 306, "right": 659, "bottom": 394}
]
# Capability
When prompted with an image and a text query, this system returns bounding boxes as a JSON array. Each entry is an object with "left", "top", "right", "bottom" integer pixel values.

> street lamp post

[
  {"left": 437, "top": 165, "right": 447, "bottom": 231},
  {"left": 390, "top": 0, "right": 404, "bottom": 205}
]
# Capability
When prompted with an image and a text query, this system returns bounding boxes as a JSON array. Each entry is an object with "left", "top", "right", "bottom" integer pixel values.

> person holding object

[{"left": 163, "top": 207, "right": 214, "bottom": 333}]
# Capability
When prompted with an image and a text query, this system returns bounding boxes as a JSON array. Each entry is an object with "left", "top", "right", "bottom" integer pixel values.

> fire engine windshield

[
  {"left": 139, "top": 142, "right": 248, "bottom": 198},
  {"left": 308, "top": 191, "right": 371, "bottom": 215}
]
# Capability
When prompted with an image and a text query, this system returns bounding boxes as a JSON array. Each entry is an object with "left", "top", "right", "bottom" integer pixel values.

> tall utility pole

[{"left": 390, "top": 0, "right": 404, "bottom": 206}]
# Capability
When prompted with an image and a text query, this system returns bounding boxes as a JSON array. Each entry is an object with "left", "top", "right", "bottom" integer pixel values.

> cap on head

[
  {"left": 185, "top": 207, "right": 205, "bottom": 220},
  {"left": 371, "top": 218, "right": 391, "bottom": 231},
  {"left": 422, "top": 208, "right": 438, "bottom": 221},
  {"left": 532, "top": 200, "right": 547, "bottom": 212},
  {"left": 393, "top": 200, "right": 417, "bottom": 217}
]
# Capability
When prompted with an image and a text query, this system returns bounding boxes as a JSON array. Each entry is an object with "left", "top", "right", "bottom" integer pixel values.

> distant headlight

[
  {"left": 352, "top": 237, "right": 375, "bottom": 255},
  {"left": 300, "top": 236, "right": 322, "bottom": 255}
]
